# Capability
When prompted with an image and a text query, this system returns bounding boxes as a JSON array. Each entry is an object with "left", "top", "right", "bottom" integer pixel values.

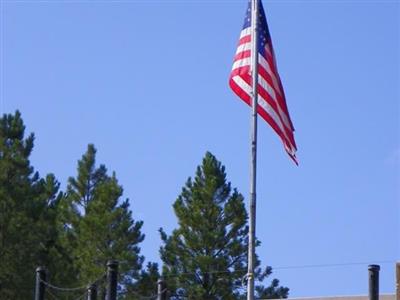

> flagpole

[{"left": 247, "top": 0, "right": 259, "bottom": 300}]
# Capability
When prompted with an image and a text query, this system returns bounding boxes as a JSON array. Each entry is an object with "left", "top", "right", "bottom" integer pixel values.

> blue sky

[{"left": 1, "top": 0, "right": 399, "bottom": 297}]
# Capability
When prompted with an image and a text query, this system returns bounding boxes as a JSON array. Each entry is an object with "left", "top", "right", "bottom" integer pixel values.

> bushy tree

[{"left": 160, "top": 152, "right": 289, "bottom": 300}]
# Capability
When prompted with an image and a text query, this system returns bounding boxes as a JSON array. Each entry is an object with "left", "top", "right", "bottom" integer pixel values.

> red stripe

[
  {"left": 238, "top": 35, "right": 251, "bottom": 46},
  {"left": 230, "top": 66, "right": 250, "bottom": 78},
  {"left": 229, "top": 77, "right": 251, "bottom": 106},
  {"left": 233, "top": 50, "right": 251, "bottom": 62}
]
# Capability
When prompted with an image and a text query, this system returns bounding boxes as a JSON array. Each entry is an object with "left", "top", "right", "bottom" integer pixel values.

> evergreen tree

[
  {"left": 253, "top": 267, "right": 289, "bottom": 299},
  {"left": 0, "top": 111, "right": 65, "bottom": 298},
  {"left": 62, "top": 144, "right": 145, "bottom": 292},
  {"left": 159, "top": 152, "right": 289, "bottom": 300},
  {"left": 123, "top": 262, "right": 160, "bottom": 300},
  {"left": 0, "top": 112, "right": 155, "bottom": 298}
]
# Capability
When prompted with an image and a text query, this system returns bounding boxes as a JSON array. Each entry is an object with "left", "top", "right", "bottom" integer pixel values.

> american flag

[{"left": 229, "top": 0, "right": 297, "bottom": 164}]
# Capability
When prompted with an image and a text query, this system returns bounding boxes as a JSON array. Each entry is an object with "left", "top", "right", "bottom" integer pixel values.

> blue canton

[{"left": 242, "top": 0, "right": 272, "bottom": 57}]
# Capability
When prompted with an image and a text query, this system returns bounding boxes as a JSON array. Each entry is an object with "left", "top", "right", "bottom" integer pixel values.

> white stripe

[
  {"left": 258, "top": 75, "right": 277, "bottom": 104},
  {"left": 232, "top": 57, "right": 251, "bottom": 71},
  {"left": 232, "top": 75, "right": 252, "bottom": 95},
  {"left": 236, "top": 42, "right": 251, "bottom": 55},
  {"left": 239, "top": 27, "right": 251, "bottom": 39},
  {"left": 232, "top": 75, "right": 294, "bottom": 149},
  {"left": 258, "top": 54, "right": 282, "bottom": 97},
  {"left": 258, "top": 76, "right": 292, "bottom": 131}
]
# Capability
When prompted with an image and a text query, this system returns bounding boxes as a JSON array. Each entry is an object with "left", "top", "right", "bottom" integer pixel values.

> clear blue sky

[{"left": 1, "top": 0, "right": 399, "bottom": 297}]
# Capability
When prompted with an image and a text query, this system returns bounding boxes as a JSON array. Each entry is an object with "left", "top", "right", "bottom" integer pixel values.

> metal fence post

[
  {"left": 106, "top": 260, "right": 118, "bottom": 300},
  {"left": 157, "top": 278, "right": 167, "bottom": 300},
  {"left": 35, "top": 267, "right": 46, "bottom": 300},
  {"left": 87, "top": 283, "right": 97, "bottom": 300},
  {"left": 368, "top": 264, "right": 380, "bottom": 300}
]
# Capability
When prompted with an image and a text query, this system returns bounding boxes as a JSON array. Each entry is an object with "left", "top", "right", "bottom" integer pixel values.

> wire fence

[
  {"left": 34, "top": 259, "right": 395, "bottom": 300},
  {"left": 38, "top": 274, "right": 105, "bottom": 300}
]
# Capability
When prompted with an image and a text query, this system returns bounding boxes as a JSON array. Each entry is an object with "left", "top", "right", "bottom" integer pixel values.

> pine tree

[
  {"left": 123, "top": 262, "right": 160, "bottom": 300},
  {"left": 159, "top": 152, "right": 289, "bottom": 300},
  {"left": 0, "top": 111, "right": 65, "bottom": 298},
  {"left": 62, "top": 144, "right": 145, "bottom": 292},
  {"left": 253, "top": 266, "right": 289, "bottom": 299}
]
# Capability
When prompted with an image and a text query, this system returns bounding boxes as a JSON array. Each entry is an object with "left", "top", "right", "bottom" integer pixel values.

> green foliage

[
  {"left": 62, "top": 144, "right": 145, "bottom": 290},
  {"left": 0, "top": 112, "right": 289, "bottom": 299},
  {"left": 0, "top": 111, "right": 65, "bottom": 298},
  {"left": 160, "top": 152, "right": 289, "bottom": 300},
  {"left": 253, "top": 267, "right": 289, "bottom": 299},
  {"left": 123, "top": 262, "right": 160, "bottom": 300}
]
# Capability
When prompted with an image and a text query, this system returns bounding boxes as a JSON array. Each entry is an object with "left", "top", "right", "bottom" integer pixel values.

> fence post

[
  {"left": 87, "top": 283, "right": 97, "bottom": 300},
  {"left": 34, "top": 267, "right": 46, "bottom": 300},
  {"left": 368, "top": 264, "right": 380, "bottom": 300},
  {"left": 106, "top": 260, "right": 118, "bottom": 300},
  {"left": 157, "top": 278, "right": 167, "bottom": 300}
]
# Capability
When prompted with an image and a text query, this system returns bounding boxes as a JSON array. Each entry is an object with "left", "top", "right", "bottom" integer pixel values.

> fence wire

[
  {"left": 34, "top": 259, "right": 395, "bottom": 300},
  {"left": 39, "top": 274, "right": 105, "bottom": 300}
]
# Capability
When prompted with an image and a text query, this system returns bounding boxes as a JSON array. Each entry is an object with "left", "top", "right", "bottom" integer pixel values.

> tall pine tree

[
  {"left": 0, "top": 111, "right": 65, "bottom": 298},
  {"left": 61, "top": 144, "right": 145, "bottom": 291},
  {"left": 160, "top": 152, "right": 289, "bottom": 300}
]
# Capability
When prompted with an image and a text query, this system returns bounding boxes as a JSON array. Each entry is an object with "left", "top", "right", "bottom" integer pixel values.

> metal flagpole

[{"left": 247, "top": 0, "right": 259, "bottom": 300}]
